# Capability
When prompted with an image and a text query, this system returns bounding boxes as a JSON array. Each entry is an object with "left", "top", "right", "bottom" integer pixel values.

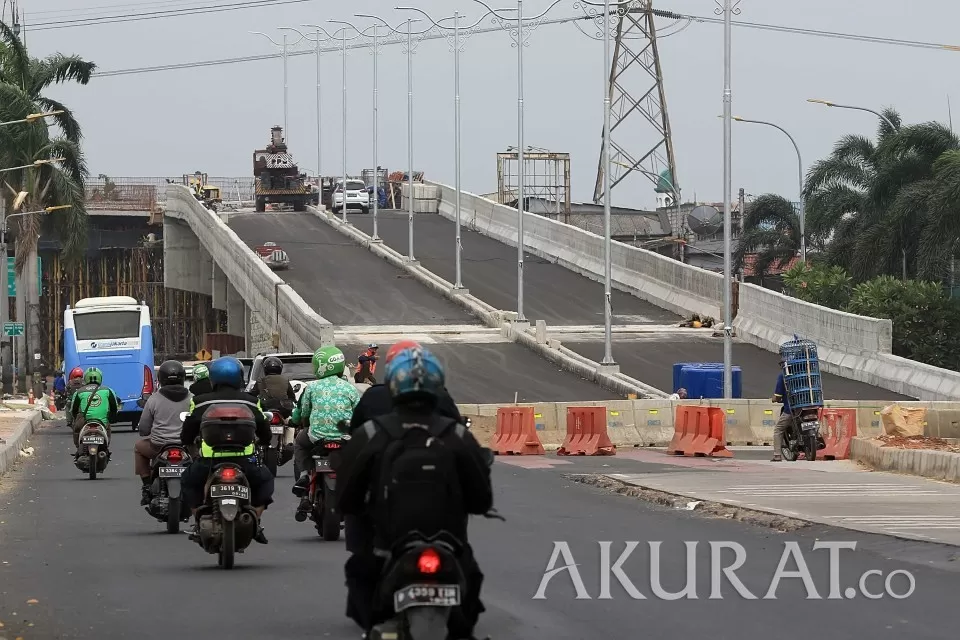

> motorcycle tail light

[
  {"left": 166, "top": 448, "right": 183, "bottom": 462},
  {"left": 218, "top": 467, "right": 237, "bottom": 482},
  {"left": 324, "top": 442, "right": 341, "bottom": 449},
  {"left": 417, "top": 548, "right": 441, "bottom": 574},
  {"left": 271, "top": 413, "right": 282, "bottom": 425}
]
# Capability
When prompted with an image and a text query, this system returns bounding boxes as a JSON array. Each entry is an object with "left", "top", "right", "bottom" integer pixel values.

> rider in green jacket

[{"left": 70, "top": 367, "right": 120, "bottom": 451}]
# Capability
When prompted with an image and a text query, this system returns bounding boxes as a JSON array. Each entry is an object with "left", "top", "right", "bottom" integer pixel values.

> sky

[{"left": 8, "top": 0, "right": 960, "bottom": 208}]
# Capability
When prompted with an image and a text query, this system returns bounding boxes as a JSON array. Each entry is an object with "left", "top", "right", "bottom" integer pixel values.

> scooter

[
  {"left": 144, "top": 443, "right": 193, "bottom": 533},
  {"left": 782, "top": 407, "right": 826, "bottom": 462},
  {"left": 295, "top": 420, "right": 350, "bottom": 540},
  {"left": 75, "top": 421, "right": 111, "bottom": 480}
]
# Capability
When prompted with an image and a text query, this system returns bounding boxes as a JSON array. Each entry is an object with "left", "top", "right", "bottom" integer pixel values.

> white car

[{"left": 331, "top": 179, "right": 370, "bottom": 215}]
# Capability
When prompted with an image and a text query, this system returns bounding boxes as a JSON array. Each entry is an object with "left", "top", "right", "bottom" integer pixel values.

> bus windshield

[{"left": 73, "top": 311, "right": 141, "bottom": 341}]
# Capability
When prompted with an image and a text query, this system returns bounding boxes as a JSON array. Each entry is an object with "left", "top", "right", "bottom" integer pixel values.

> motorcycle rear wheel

[
  {"left": 219, "top": 520, "right": 235, "bottom": 569},
  {"left": 88, "top": 452, "right": 97, "bottom": 480},
  {"left": 166, "top": 496, "right": 181, "bottom": 534},
  {"left": 320, "top": 484, "right": 341, "bottom": 541},
  {"left": 803, "top": 435, "right": 818, "bottom": 461},
  {"left": 780, "top": 440, "right": 798, "bottom": 462},
  {"left": 264, "top": 447, "right": 279, "bottom": 477}
]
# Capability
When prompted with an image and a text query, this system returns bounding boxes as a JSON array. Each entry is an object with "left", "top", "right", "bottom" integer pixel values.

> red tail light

[
  {"left": 219, "top": 467, "right": 238, "bottom": 482},
  {"left": 417, "top": 548, "right": 441, "bottom": 574},
  {"left": 142, "top": 365, "right": 154, "bottom": 395},
  {"left": 270, "top": 413, "right": 282, "bottom": 425},
  {"left": 166, "top": 448, "right": 183, "bottom": 462}
]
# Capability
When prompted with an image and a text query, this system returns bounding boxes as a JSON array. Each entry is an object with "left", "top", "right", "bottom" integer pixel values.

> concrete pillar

[
  {"left": 162, "top": 219, "right": 205, "bottom": 294},
  {"left": 14, "top": 263, "right": 25, "bottom": 391},
  {"left": 226, "top": 282, "right": 244, "bottom": 336},
  {"left": 212, "top": 264, "right": 227, "bottom": 311},
  {"left": 536, "top": 320, "right": 547, "bottom": 344}
]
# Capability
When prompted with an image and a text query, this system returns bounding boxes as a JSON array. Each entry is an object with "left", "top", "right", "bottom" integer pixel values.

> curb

[
  {"left": 307, "top": 206, "right": 668, "bottom": 400},
  {"left": 0, "top": 409, "right": 43, "bottom": 478},
  {"left": 851, "top": 436, "right": 960, "bottom": 483}
]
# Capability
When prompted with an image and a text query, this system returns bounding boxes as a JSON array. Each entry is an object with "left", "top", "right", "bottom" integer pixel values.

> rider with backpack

[
  {"left": 335, "top": 345, "right": 493, "bottom": 640},
  {"left": 70, "top": 367, "right": 120, "bottom": 454},
  {"left": 251, "top": 356, "right": 297, "bottom": 418}
]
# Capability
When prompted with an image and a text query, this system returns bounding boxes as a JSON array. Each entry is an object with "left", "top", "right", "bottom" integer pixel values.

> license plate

[
  {"left": 80, "top": 435, "right": 105, "bottom": 445},
  {"left": 393, "top": 584, "right": 461, "bottom": 611},
  {"left": 159, "top": 466, "right": 185, "bottom": 478},
  {"left": 801, "top": 421, "right": 819, "bottom": 432},
  {"left": 313, "top": 457, "right": 331, "bottom": 471},
  {"left": 210, "top": 484, "right": 250, "bottom": 500},
  {"left": 270, "top": 425, "right": 284, "bottom": 434}
]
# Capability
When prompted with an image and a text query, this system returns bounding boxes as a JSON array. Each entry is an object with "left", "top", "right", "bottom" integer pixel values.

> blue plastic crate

[
  {"left": 677, "top": 364, "right": 742, "bottom": 399},
  {"left": 778, "top": 337, "right": 823, "bottom": 409}
]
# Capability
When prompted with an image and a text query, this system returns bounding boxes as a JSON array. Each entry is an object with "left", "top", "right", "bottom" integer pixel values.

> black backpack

[{"left": 372, "top": 413, "right": 465, "bottom": 545}]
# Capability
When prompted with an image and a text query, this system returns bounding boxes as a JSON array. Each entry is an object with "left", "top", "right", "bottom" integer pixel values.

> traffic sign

[
  {"left": 195, "top": 349, "right": 212, "bottom": 361},
  {"left": 4, "top": 322, "right": 24, "bottom": 337},
  {"left": 6, "top": 257, "right": 42, "bottom": 298}
]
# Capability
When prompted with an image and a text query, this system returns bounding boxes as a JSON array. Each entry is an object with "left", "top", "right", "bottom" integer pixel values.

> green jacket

[{"left": 71, "top": 384, "right": 120, "bottom": 425}]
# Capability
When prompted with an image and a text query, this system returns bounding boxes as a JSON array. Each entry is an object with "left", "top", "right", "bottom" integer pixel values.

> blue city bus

[{"left": 63, "top": 296, "right": 155, "bottom": 429}]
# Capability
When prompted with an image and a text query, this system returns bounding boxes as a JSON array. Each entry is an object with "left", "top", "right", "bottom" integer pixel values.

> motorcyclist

[
  {"left": 336, "top": 345, "right": 492, "bottom": 639},
  {"left": 179, "top": 356, "right": 273, "bottom": 544},
  {"left": 189, "top": 363, "right": 213, "bottom": 396},
  {"left": 69, "top": 367, "right": 120, "bottom": 453},
  {"left": 65, "top": 366, "right": 85, "bottom": 421},
  {"left": 53, "top": 371, "right": 66, "bottom": 394},
  {"left": 251, "top": 356, "right": 296, "bottom": 418},
  {"left": 291, "top": 346, "right": 361, "bottom": 497},
  {"left": 135, "top": 360, "right": 192, "bottom": 505},
  {"left": 771, "top": 359, "right": 792, "bottom": 462},
  {"left": 355, "top": 343, "right": 379, "bottom": 384}
]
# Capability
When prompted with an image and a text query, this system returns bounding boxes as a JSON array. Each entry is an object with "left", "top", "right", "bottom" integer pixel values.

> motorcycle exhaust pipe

[
  {"left": 238, "top": 512, "right": 255, "bottom": 527},
  {"left": 97, "top": 450, "right": 108, "bottom": 459}
]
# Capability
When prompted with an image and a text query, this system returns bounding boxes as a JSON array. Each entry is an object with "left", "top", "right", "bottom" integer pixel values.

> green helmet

[
  {"left": 313, "top": 346, "right": 345, "bottom": 379},
  {"left": 83, "top": 367, "right": 103, "bottom": 385},
  {"left": 193, "top": 363, "right": 210, "bottom": 380}
]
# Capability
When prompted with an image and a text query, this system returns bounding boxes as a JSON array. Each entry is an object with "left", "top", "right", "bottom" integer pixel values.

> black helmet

[
  {"left": 263, "top": 356, "right": 283, "bottom": 376},
  {"left": 157, "top": 360, "right": 185, "bottom": 386}
]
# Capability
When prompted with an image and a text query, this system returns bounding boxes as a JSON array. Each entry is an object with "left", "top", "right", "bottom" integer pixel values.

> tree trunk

[{"left": 26, "top": 245, "right": 41, "bottom": 384}]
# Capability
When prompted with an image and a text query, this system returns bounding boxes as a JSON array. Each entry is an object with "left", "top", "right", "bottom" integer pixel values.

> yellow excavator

[{"left": 183, "top": 172, "right": 222, "bottom": 211}]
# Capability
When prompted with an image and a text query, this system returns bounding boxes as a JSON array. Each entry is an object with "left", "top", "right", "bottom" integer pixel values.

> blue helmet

[
  {"left": 208, "top": 356, "right": 244, "bottom": 389},
  {"left": 384, "top": 346, "right": 445, "bottom": 401}
]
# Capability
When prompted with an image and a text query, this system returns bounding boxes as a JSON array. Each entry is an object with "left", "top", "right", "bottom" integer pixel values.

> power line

[
  {"left": 92, "top": 9, "right": 960, "bottom": 78},
  {"left": 28, "top": 0, "right": 220, "bottom": 16},
  {"left": 27, "top": 0, "right": 313, "bottom": 31}
]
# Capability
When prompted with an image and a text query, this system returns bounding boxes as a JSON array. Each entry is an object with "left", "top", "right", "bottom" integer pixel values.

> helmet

[
  {"left": 158, "top": 360, "right": 185, "bottom": 386},
  {"left": 312, "top": 346, "right": 345, "bottom": 379},
  {"left": 69, "top": 367, "right": 84, "bottom": 380},
  {"left": 83, "top": 367, "right": 103, "bottom": 385},
  {"left": 208, "top": 357, "right": 244, "bottom": 389},
  {"left": 263, "top": 356, "right": 283, "bottom": 376},
  {"left": 386, "top": 340, "right": 421, "bottom": 364},
  {"left": 385, "top": 346, "right": 444, "bottom": 402},
  {"left": 368, "top": 343, "right": 379, "bottom": 350},
  {"left": 193, "top": 363, "right": 209, "bottom": 380}
]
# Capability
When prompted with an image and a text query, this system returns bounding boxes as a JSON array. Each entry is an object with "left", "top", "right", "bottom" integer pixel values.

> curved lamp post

[
  {"left": 279, "top": 26, "right": 333, "bottom": 180},
  {"left": 251, "top": 31, "right": 304, "bottom": 139}
]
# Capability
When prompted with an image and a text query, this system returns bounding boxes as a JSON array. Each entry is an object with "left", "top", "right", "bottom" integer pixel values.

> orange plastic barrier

[
  {"left": 667, "top": 406, "right": 732, "bottom": 457},
  {"left": 490, "top": 407, "right": 545, "bottom": 455},
  {"left": 818, "top": 408, "right": 857, "bottom": 460},
  {"left": 557, "top": 407, "right": 616, "bottom": 456}
]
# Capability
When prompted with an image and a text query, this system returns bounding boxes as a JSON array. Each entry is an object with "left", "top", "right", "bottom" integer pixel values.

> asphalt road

[
  {"left": 349, "top": 212, "right": 681, "bottom": 325},
  {"left": 335, "top": 342, "right": 621, "bottom": 403},
  {"left": 228, "top": 212, "right": 475, "bottom": 326},
  {"left": 568, "top": 336, "right": 914, "bottom": 400},
  {"left": 2, "top": 422, "right": 959, "bottom": 640}
]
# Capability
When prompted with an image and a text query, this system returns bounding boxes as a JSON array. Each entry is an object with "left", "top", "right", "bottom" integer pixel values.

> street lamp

[
  {"left": 395, "top": 6, "right": 494, "bottom": 289},
  {"left": 731, "top": 116, "right": 805, "bottom": 262},
  {"left": 0, "top": 158, "right": 65, "bottom": 174},
  {"left": 718, "top": 0, "right": 738, "bottom": 399},
  {"left": 251, "top": 31, "right": 302, "bottom": 138},
  {"left": 472, "top": 0, "right": 563, "bottom": 323},
  {"left": 807, "top": 99, "right": 900, "bottom": 132},
  {"left": 0, "top": 111, "right": 64, "bottom": 127},
  {"left": 280, "top": 26, "right": 333, "bottom": 181}
]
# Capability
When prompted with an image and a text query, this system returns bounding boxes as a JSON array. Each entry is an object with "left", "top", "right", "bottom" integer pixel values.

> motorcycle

[
  {"left": 371, "top": 449, "right": 500, "bottom": 640},
  {"left": 75, "top": 421, "right": 111, "bottom": 480},
  {"left": 54, "top": 389, "right": 68, "bottom": 411},
  {"left": 260, "top": 408, "right": 294, "bottom": 477},
  {"left": 294, "top": 419, "right": 350, "bottom": 541},
  {"left": 180, "top": 408, "right": 268, "bottom": 570},
  {"left": 145, "top": 444, "right": 193, "bottom": 533},
  {"left": 782, "top": 407, "right": 826, "bottom": 462}
]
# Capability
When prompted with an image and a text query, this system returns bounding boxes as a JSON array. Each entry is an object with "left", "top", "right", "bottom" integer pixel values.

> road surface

[
  {"left": 568, "top": 336, "right": 913, "bottom": 400},
  {"left": 349, "top": 211, "right": 681, "bottom": 325},
  {"left": 1, "top": 422, "right": 957, "bottom": 639}
]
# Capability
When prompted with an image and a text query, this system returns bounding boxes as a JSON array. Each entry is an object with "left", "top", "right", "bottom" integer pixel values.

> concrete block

[
  {"left": 634, "top": 400, "right": 674, "bottom": 445},
  {"left": 535, "top": 320, "right": 547, "bottom": 344}
]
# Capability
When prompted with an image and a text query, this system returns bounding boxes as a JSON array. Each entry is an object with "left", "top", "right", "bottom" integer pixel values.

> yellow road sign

[{"left": 195, "top": 349, "right": 212, "bottom": 361}]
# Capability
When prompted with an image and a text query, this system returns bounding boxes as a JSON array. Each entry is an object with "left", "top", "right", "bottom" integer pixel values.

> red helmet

[
  {"left": 386, "top": 340, "right": 421, "bottom": 364},
  {"left": 69, "top": 367, "right": 84, "bottom": 380}
]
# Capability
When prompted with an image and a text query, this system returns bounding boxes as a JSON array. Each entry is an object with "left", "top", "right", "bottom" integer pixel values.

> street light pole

[
  {"left": 474, "top": 0, "right": 562, "bottom": 322},
  {"left": 406, "top": 18, "right": 415, "bottom": 261},
  {"left": 281, "top": 26, "right": 332, "bottom": 182},
  {"left": 721, "top": 0, "right": 737, "bottom": 399},
  {"left": 251, "top": 31, "right": 301, "bottom": 139},
  {"left": 732, "top": 116, "right": 805, "bottom": 262},
  {"left": 807, "top": 99, "right": 899, "bottom": 132}
]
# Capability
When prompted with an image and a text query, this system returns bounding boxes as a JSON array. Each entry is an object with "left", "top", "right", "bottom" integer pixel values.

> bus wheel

[{"left": 131, "top": 415, "right": 140, "bottom": 432}]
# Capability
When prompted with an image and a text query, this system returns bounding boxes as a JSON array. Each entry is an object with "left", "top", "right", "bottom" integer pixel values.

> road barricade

[
  {"left": 557, "top": 407, "right": 616, "bottom": 456},
  {"left": 819, "top": 408, "right": 857, "bottom": 460},
  {"left": 490, "top": 407, "right": 545, "bottom": 455},
  {"left": 667, "top": 406, "right": 732, "bottom": 457}
]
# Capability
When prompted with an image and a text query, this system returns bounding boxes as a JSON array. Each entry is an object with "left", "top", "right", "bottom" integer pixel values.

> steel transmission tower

[{"left": 591, "top": 1, "right": 678, "bottom": 212}]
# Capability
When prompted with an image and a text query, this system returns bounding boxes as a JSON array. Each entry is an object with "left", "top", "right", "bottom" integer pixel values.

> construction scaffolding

[
  {"left": 86, "top": 176, "right": 255, "bottom": 204},
  {"left": 496, "top": 149, "right": 571, "bottom": 221},
  {"left": 38, "top": 247, "right": 226, "bottom": 365}
]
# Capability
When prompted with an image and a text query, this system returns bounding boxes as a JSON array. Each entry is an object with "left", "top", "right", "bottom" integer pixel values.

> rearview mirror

[
  {"left": 178, "top": 412, "right": 189, "bottom": 422},
  {"left": 464, "top": 417, "right": 472, "bottom": 429},
  {"left": 263, "top": 411, "right": 274, "bottom": 422}
]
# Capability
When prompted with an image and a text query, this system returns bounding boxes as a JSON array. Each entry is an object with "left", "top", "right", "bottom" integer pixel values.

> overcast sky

[{"left": 11, "top": 0, "right": 960, "bottom": 207}]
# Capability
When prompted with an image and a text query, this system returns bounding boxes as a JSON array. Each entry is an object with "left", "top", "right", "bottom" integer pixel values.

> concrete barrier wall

[
  {"left": 457, "top": 399, "right": 960, "bottom": 448},
  {"left": 431, "top": 182, "right": 724, "bottom": 320},
  {"left": 164, "top": 186, "right": 335, "bottom": 350}
]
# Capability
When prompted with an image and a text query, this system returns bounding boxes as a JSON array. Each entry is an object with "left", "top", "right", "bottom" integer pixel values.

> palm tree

[
  {"left": 803, "top": 109, "right": 960, "bottom": 281},
  {"left": 0, "top": 20, "right": 95, "bottom": 269},
  {"left": 733, "top": 193, "right": 801, "bottom": 278}
]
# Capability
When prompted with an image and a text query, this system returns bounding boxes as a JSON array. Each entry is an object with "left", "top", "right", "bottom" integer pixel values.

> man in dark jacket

[
  {"left": 337, "top": 343, "right": 490, "bottom": 638},
  {"left": 135, "top": 360, "right": 192, "bottom": 505},
  {"left": 180, "top": 357, "right": 274, "bottom": 544},
  {"left": 250, "top": 356, "right": 297, "bottom": 417}
]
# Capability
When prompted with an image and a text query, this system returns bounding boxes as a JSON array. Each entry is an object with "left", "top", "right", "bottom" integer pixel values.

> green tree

[
  {"left": 733, "top": 193, "right": 801, "bottom": 278},
  {"left": 782, "top": 262, "right": 853, "bottom": 310},
  {"left": 0, "top": 20, "right": 95, "bottom": 269}
]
